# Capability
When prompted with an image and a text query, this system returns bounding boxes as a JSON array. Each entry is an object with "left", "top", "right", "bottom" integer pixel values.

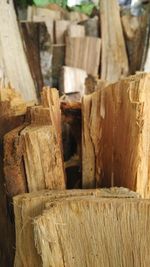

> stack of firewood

[
  {"left": 0, "top": 0, "right": 150, "bottom": 266},
  {"left": 0, "top": 72, "right": 150, "bottom": 266}
]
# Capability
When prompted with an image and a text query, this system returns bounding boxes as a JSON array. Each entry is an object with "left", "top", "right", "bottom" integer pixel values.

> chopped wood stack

[
  {"left": 4, "top": 88, "right": 65, "bottom": 198},
  {"left": 13, "top": 187, "right": 139, "bottom": 267},
  {"left": 82, "top": 73, "right": 150, "bottom": 198}
]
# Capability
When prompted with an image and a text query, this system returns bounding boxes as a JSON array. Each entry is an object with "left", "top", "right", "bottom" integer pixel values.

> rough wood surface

[
  {"left": 100, "top": 0, "right": 129, "bottom": 82},
  {"left": 0, "top": 0, "right": 37, "bottom": 102},
  {"left": 82, "top": 73, "right": 150, "bottom": 198},
  {"left": 3, "top": 88, "right": 65, "bottom": 196},
  {"left": 65, "top": 37, "right": 101, "bottom": 76},
  {"left": 59, "top": 66, "right": 87, "bottom": 95},
  {"left": 13, "top": 188, "right": 138, "bottom": 267},
  {"left": 122, "top": 12, "right": 149, "bottom": 74},
  {"left": 34, "top": 197, "right": 150, "bottom": 267}
]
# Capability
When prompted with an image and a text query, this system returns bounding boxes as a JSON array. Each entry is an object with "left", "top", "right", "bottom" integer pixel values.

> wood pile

[{"left": 0, "top": 0, "right": 150, "bottom": 266}]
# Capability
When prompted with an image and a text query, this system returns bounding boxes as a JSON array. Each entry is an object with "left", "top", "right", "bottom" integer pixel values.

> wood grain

[{"left": 34, "top": 197, "right": 150, "bottom": 267}]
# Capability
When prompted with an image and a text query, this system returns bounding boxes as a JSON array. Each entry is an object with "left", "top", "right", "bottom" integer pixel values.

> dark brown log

[{"left": 21, "top": 22, "right": 44, "bottom": 98}]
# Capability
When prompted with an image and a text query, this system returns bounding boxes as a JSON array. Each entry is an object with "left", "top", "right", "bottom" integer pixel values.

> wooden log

[
  {"left": 0, "top": 0, "right": 37, "bottom": 102},
  {"left": 13, "top": 187, "right": 138, "bottom": 267},
  {"left": 34, "top": 197, "right": 150, "bottom": 267},
  {"left": 59, "top": 66, "right": 87, "bottom": 95},
  {"left": 21, "top": 22, "right": 44, "bottom": 98},
  {"left": 100, "top": 0, "right": 129, "bottom": 82},
  {"left": 82, "top": 73, "right": 150, "bottom": 198},
  {"left": 65, "top": 37, "right": 101, "bottom": 76},
  {"left": 67, "top": 24, "right": 85, "bottom": 38},
  {"left": 121, "top": 12, "right": 149, "bottom": 74},
  {"left": 55, "top": 20, "right": 70, "bottom": 44}
]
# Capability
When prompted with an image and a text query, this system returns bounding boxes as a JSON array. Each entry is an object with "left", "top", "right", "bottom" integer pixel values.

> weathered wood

[
  {"left": 0, "top": 0, "right": 37, "bottom": 102},
  {"left": 55, "top": 20, "right": 70, "bottom": 44},
  {"left": 34, "top": 197, "right": 150, "bottom": 267},
  {"left": 65, "top": 37, "right": 101, "bottom": 76},
  {"left": 59, "top": 66, "right": 87, "bottom": 95},
  {"left": 21, "top": 22, "right": 44, "bottom": 97},
  {"left": 82, "top": 73, "right": 150, "bottom": 198},
  {"left": 122, "top": 12, "right": 149, "bottom": 74},
  {"left": 13, "top": 188, "right": 138, "bottom": 267},
  {"left": 100, "top": 0, "right": 129, "bottom": 82}
]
